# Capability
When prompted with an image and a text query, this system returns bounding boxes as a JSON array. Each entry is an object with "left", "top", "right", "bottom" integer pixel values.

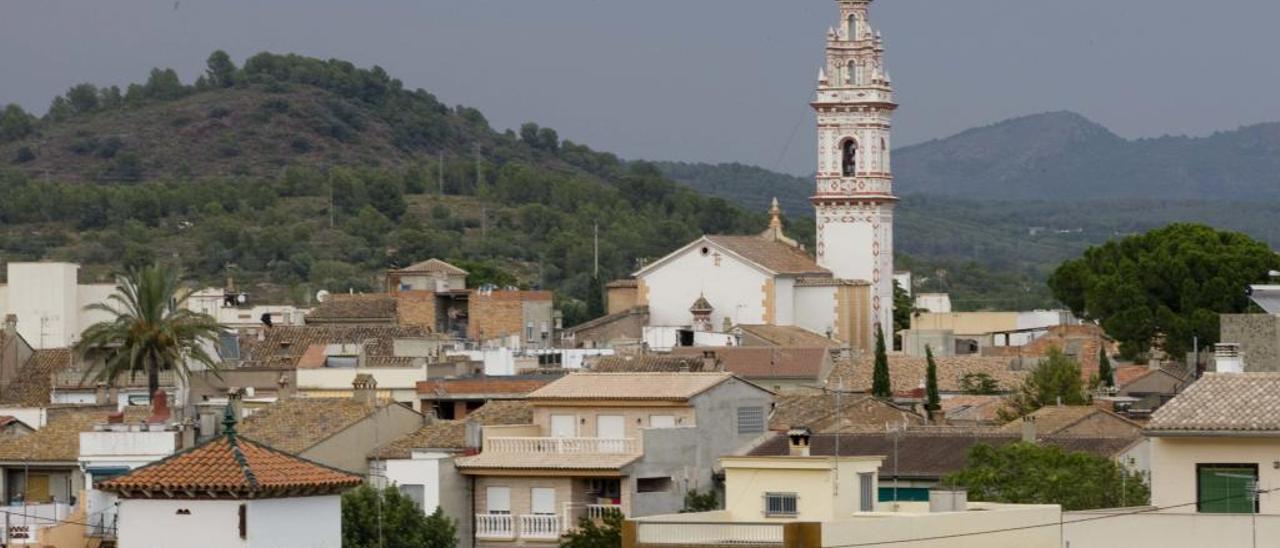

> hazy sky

[{"left": 3, "top": 0, "right": 1280, "bottom": 174}]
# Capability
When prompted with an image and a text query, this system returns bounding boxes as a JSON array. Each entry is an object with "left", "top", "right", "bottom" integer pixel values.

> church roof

[
  {"left": 705, "top": 235, "right": 829, "bottom": 276},
  {"left": 392, "top": 258, "right": 468, "bottom": 275}
]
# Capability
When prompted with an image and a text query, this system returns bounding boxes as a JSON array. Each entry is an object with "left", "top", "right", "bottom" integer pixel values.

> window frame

[
  {"left": 737, "top": 406, "right": 765, "bottom": 434},
  {"left": 1196, "top": 463, "right": 1259, "bottom": 514},
  {"left": 486, "top": 486, "right": 512, "bottom": 515},
  {"left": 763, "top": 492, "right": 798, "bottom": 517}
]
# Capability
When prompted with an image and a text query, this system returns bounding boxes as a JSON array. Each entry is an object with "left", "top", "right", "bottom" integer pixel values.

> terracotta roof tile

[
  {"left": 0, "top": 349, "right": 74, "bottom": 407},
  {"left": 589, "top": 354, "right": 705, "bottom": 373},
  {"left": 371, "top": 401, "right": 533, "bottom": 459},
  {"left": 997, "top": 406, "right": 1141, "bottom": 437},
  {"left": 733, "top": 325, "right": 842, "bottom": 348},
  {"left": 239, "top": 397, "right": 389, "bottom": 454},
  {"left": 416, "top": 377, "right": 552, "bottom": 397},
  {"left": 528, "top": 372, "right": 738, "bottom": 401},
  {"left": 393, "top": 259, "right": 468, "bottom": 275},
  {"left": 939, "top": 395, "right": 1008, "bottom": 425},
  {"left": 0, "top": 407, "right": 146, "bottom": 462},
  {"left": 236, "top": 325, "right": 426, "bottom": 369},
  {"left": 1147, "top": 373, "right": 1280, "bottom": 433},
  {"left": 769, "top": 393, "right": 924, "bottom": 433},
  {"left": 98, "top": 433, "right": 362, "bottom": 497},
  {"left": 828, "top": 354, "right": 1025, "bottom": 394},
  {"left": 306, "top": 295, "right": 398, "bottom": 322},
  {"left": 672, "top": 347, "right": 830, "bottom": 380},
  {"left": 705, "top": 235, "right": 829, "bottom": 276}
]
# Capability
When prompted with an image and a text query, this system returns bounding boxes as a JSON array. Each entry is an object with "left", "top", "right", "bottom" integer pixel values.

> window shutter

[
  {"left": 531, "top": 488, "right": 557, "bottom": 515},
  {"left": 487, "top": 487, "right": 511, "bottom": 514},
  {"left": 737, "top": 406, "right": 764, "bottom": 434}
]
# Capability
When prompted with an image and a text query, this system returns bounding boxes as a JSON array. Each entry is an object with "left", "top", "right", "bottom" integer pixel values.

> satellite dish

[{"left": 316, "top": 290, "right": 331, "bottom": 303}]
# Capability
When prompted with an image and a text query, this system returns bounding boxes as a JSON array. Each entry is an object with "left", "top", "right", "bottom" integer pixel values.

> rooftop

[
  {"left": 391, "top": 258, "right": 468, "bottom": 275},
  {"left": 370, "top": 401, "right": 533, "bottom": 460},
  {"left": 416, "top": 376, "right": 553, "bottom": 398},
  {"left": 590, "top": 354, "right": 705, "bottom": 373},
  {"left": 305, "top": 294, "right": 398, "bottom": 323},
  {"left": 0, "top": 407, "right": 147, "bottom": 463},
  {"left": 828, "top": 354, "right": 1025, "bottom": 394},
  {"left": 733, "top": 324, "right": 842, "bottom": 348},
  {"left": 769, "top": 392, "right": 923, "bottom": 433},
  {"left": 235, "top": 325, "right": 427, "bottom": 369},
  {"left": 0, "top": 348, "right": 74, "bottom": 407},
  {"left": 1147, "top": 373, "right": 1280, "bottom": 434},
  {"left": 455, "top": 452, "right": 640, "bottom": 473},
  {"left": 705, "top": 235, "right": 829, "bottom": 276},
  {"left": 528, "top": 372, "right": 738, "bottom": 402},
  {"left": 997, "top": 405, "right": 1141, "bottom": 437},
  {"left": 238, "top": 397, "right": 398, "bottom": 454},
  {"left": 672, "top": 347, "right": 831, "bottom": 380}
]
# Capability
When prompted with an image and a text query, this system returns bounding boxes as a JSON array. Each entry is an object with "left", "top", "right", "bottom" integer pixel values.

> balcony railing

[
  {"left": 486, "top": 436, "right": 638, "bottom": 454},
  {"left": 476, "top": 513, "right": 515, "bottom": 539},
  {"left": 520, "top": 514, "right": 561, "bottom": 540},
  {"left": 636, "top": 522, "right": 784, "bottom": 545},
  {"left": 586, "top": 504, "right": 623, "bottom": 520},
  {"left": 0, "top": 503, "right": 74, "bottom": 544}
]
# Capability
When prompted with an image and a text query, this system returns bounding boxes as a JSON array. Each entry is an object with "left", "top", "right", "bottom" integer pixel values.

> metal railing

[
  {"left": 520, "top": 514, "right": 562, "bottom": 540},
  {"left": 87, "top": 509, "right": 118, "bottom": 539},
  {"left": 636, "top": 522, "right": 784, "bottom": 545},
  {"left": 0, "top": 503, "right": 75, "bottom": 544},
  {"left": 475, "top": 513, "right": 515, "bottom": 539},
  {"left": 486, "top": 437, "right": 638, "bottom": 454}
]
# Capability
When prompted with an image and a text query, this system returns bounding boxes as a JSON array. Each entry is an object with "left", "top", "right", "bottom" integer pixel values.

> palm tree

[{"left": 75, "top": 264, "right": 225, "bottom": 399}]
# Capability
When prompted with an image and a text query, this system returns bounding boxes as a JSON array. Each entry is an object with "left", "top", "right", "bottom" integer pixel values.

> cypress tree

[
  {"left": 872, "top": 324, "right": 892, "bottom": 398},
  {"left": 925, "top": 344, "right": 941, "bottom": 416},
  {"left": 1099, "top": 347, "right": 1114, "bottom": 388},
  {"left": 586, "top": 275, "right": 605, "bottom": 319}
]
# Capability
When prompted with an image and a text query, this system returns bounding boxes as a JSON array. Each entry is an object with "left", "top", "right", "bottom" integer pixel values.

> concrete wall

[
  {"left": 248, "top": 496, "right": 341, "bottom": 548},
  {"left": 911, "top": 312, "right": 1019, "bottom": 337},
  {"left": 1064, "top": 511, "right": 1280, "bottom": 548},
  {"left": 1220, "top": 314, "right": 1280, "bottom": 372},
  {"left": 795, "top": 286, "right": 837, "bottom": 340},
  {"left": 639, "top": 242, "right": 770, "bottom": 329},
  {"left": 301, "top": 404, "right": 424, "bottom": 474},
  {"left": 1150, "top": 436, "right": 1280, "bottom": 514},
  {"left": 119, "top": 499, "right": 246, "bottom": 548},
  {"left": 607, "top": 286, "right": 639, "bottom": 316},
  {"left": 820, "top": 504, "right": 1061, "bottom": 548},
  {"left": 720, "top": 458, "right": 879, "bottom": 522},
  {"left": 6, "top": 263, "right": 79, "bottom": 349}
]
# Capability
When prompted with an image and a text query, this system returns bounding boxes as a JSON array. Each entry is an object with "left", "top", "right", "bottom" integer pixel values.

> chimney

[
  {"left": 787, "top": 426, "right": 813, "bottom": 457},
  {"left": 1214, "top": 343, "right": 1245, "bottom": 373},
  {"left": 1021, "top": 416, "right": 1037, "bottom": 444},
  {"left": 353, "top": 374, "right": 378, "bottom": 405},
  {"left": 147, "top": 389, "right": 171, "bottom": 424},
  {"left": 181, "top": 418, "right": 196, "bottom": 448}
]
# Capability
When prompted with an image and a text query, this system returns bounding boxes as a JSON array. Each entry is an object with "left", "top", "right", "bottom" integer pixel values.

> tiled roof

[
  {"left": 769, "top": 393, "right": 924, "bottom": 433},
  {"left": 606, "top": 279, "right": 638, "bottom": 289},
  {"left": 98, "top": 433, "right": 362, "bottom": 498},
  {"left": 417, "top": 377, "right": 552, "bottom": 398},
  {"left": 589, "top": 354, "right": 706, "bottom": 373},
  {"left": 393, "top": 259, "right": 468, "bottom": 275},
  {"left": 306, "top": 294, "right": 398, "bottom": 322},
  {"left": 236, "top": 325, "right": 426, "bottom": 369},
  {"left": 733, "top": 325, "right": 842, "bottom": 348},
  {"left": 997, "top": 405, "right": 1141, "bottom": 437},
  {"left": 371, "top": 401, "right": 533, "bottom": 459},
  {"left": 466, "top": 400, "right": 534, "bottom": 425},
  {"left": 672, "top": 347, "right": 829, "bottom": 380},
  {"left": 0, "top": 348, "right": 74, "bottom": 407},
  {"left": 455, "top": 452, "right": 639, "bottom": 472},
  {"left": 827, "top": 354, "right": 1025, "bottom": 394},
  {"left": 563, "top": 306, "right": 648, "bottom": 334},
  {"left": 528, "top": 372, "right": 737, "bottom": 401},
  {"left": 1147, "top": 373, "right": 1280, "bottom": 433},
  {"left": 705, "top": 235, "right": 829, "bottom": 276},
  {"left": 239, "top": 397, "right": 389, "bottom": 454},
  {"left": 748, "top": 432, "right": 1139, "bottom": 478},
  {"left": 1115, "top": 364, "right": 1190, "bottom": 390},
  {"left": 0, "top": 407, "right": 146, "bottom": 463},
  {"left": 939, "top": 395, "right": 1008, "bottom": 425}
]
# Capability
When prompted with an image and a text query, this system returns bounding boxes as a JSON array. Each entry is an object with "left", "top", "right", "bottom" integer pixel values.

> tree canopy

[
  {"left": 871, "top": 324, "right": 891, "bottom": 398},
  {"left": 342, "top": 485, "right": 457, "bottom": 548},
  {"left": 999, "top": 348, "right": 1086, "bottom": 421},
  {"left": 945, "top": 442, "right": 1149, "bottom": 511},
  {"left": 1048, "top": 223, "right": 1280, "bottom": 360}
]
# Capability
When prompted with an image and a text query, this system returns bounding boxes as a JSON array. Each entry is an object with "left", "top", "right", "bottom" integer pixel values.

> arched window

[
  {"left": 847, "top": 61, "right": 859, "bottom": 85},
  {"left": 848, "top": 15, "right": 859, "bottom": 39},
  {"left": 842, "top": 140, "right": 857, "bottom": 176}
]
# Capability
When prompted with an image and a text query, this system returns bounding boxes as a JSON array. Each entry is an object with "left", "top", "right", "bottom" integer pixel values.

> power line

[{"left": 825, "top": 488, "right": 1276, "bottom": 548}]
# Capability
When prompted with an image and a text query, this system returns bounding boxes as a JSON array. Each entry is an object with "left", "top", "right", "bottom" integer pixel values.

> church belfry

[{"left": 813, "top": 0, "right": 897, "bottom": 333}]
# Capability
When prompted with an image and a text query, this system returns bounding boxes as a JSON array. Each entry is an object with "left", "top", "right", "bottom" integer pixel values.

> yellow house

[
  {"left": 721, "top": 454, "right": 882, "bottom": 522},
  {"left": 1146, "top": 373, "right": 1280, "bottom": 514}
]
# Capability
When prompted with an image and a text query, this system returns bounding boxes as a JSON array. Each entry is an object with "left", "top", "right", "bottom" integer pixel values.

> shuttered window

[
  {"left": 764, "top": 493, "right": 797, "bottom": 516},
  {"left": 1197, "top": 464, "right": 1258, "bottom": 513},
  {"left": 486, "top": 487, "right": 511, "bottom": 515},
  {"left": 737, "top": 406, "right": 765, "bottom": 434},
  {"left": 859, "top": 473, "right": 875, "bottom": 512}
]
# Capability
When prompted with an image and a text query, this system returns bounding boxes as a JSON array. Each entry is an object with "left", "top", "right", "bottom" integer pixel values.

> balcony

[
  {"left": 0, "top": 503, "right": 74, "bottom": 544},
  {"left": 476, "top": 513, "right": 515, "bottom": 540},
  {"left": 486, "top": 437, "right": 639, "bottom": 455},
  {"left": 520, "top": 514, "right": 562, "bottom": 540},
  {"left": 586, "top": 504, "right": 623, "bottom": 521}
]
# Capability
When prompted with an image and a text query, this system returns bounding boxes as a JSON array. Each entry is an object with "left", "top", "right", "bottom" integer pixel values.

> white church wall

[
  {"left": 774, "top": 278, "right": 796, "bottom": 326},
  {"left": 643, "top": 327, "right": 681, "bottom": 352},
  {"left": 641, "top": 243, "right": 770, "bottom": 329},
  {"left": 795, "top": 286, "right": 838, "bottom": 339},
  {"left": 818, "top": 222, "right": 876, "bottom": 284}
]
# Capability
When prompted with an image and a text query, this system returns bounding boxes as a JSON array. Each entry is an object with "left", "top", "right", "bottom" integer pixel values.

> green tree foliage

[
  {"left": 872, "top": 324, "right": 892, "bottom": 398},
  {"left": 945, "top": 442, "right": 1150, "bottom": 511},
  {"left": 959, "top": 373, "right": 1001, "bottom": 395},
  {"left": 1049, "top": 224, "right": 1280, "bottom": 360},
  {"left": 892, "top": 280, "right": 913, "bottom": 336},
  {"left": 143, "top": 68, "right": 188, "bottom": 100},
  {"left": 560, "top": 511, "right": 622, "bottom": 548},
  {"left": 65, "top": 83, "right": 101, "bottom": 114},
  {"left": 999, "top": 348, "right": 1087, "bottom": 421},
  {"left": 341, "top": 485, "right": 457, "bottom": 548},
  {"left": 586, "top": 275, "right": 605, "bottom": 319},
  {"left": 74, "top": 263, "right": 224, "bottom": 397},
  {"left": 681, "top": 489, "right": 719, "bottom": 513},
  {"left": 205, "top": 50, "right": 238, "bottom": 88},
  {"left": 924, "top": 345, "right": 940, "bottom": 415},
  {"left": 0, "top": 104, "right": 35, "bottom": 142},
  {"left": 1098, "top": 348, "right": 1114, "bottom": 388}
]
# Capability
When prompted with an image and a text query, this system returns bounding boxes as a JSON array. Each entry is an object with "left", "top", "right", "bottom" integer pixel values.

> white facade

[
  {"left": 0, "top": 263, "right": 115, "bottom": 350},
  {"left": 186, "top": 288, "right": 308, "bottom": 329},
  {"left": 117, "top": 496, "right": 341, "bottom": 548},
  {"left": 382, "top": 451, "right": 447, "bottom": 514},
  {"left": 640, "top": 241, "right": 771, "bottom": 329},
  {"left": 79, "top": 427, "right": 182, "bottom": 537},
  {"left": 813, "top": 0, "right": 896, "bottom": 333}
]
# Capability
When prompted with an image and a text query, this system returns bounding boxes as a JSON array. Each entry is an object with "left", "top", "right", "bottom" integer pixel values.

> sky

[{"left": 3, "top": 0, "right": 1280, "bottom": 175}]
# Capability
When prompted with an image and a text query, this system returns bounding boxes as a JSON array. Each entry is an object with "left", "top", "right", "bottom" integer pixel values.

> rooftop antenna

[{"left": 593, "top": 223, "right": 600, "bottom": 278}]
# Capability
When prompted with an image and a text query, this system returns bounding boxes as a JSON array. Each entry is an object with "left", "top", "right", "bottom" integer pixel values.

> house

[
  {"left": 0, "top": 416, "right": 33, "bottom": 439},
  {"left": 237, "top": 385, "right": 425, "bottom": 474},
  {"left": 370, "top": 400, "right": 533, "bottom": 548},
  {"left": 561, "top": 306, "right": 648, "bottom": 351},
  {"left": 455, "top": 372, "right": 773, "bottom": 545},
  {"left": 0, "top": 348, "right": 76, "bottom": 408},
  {"left": 0, "top": 315, "right": 35, "bottom": 392},
  {"left": 767, "top": 392, "right": 924, "bottom": 433},
  {"left": 629, "top": 429, "right": 1062, "bottom": 548},
  {"left": 982, "top": 324, "right": 1114, "bottom": 380},
  {"left": 388, "top": 259, "right": 469, "bottom": 293},
  {"left": 1145, "top": 373, "right": 1280, "bottom": 514},
  {"left": 1111, "top": 364, "right": 1190, "bottom": 415},
  {"left": 906, "top": 310, "right": 1077, "bottom": 355},
  {"left": 997, "top": 405, "right": 1144, "bottom": 439},
  {"left": 827, "top": 354, "right": 1027, "bottom": 396},
  {"left": 417, "top": 376, "right": 554, "bottom": 420},
  {"left": 97, "top": 409, "right": 362, "bottom": 548}
]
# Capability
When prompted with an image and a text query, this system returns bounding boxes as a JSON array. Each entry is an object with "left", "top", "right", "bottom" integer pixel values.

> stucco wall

[
  {"left": 1150, "top": 436, "right": 1280, "bottom": 514},
  {"left": 1064, "top": 511, "right": 1280, "bottom": 548},
  {"left": 119, "top": 499, "right": 246, "bottom": 548},
  {"left": 249, "top": 496, "right": 342, "bottom": 548},
  {"left": 821, "top": 504, "right": 1060, "bottom": 548},
  {"left": 795, "top": 286, "right": 837, "bottom": 340},
  {"left": 640, "top": 243, "right": 770, "bottom": 328},
  {"left": 301, "top": 404, "right": 424, "bottom": 474},
  {"left": 1220, "top": 314, "right": 1280, "bottom": 372},
  {"left": 531, "top": 405, "right": 696, "bottom": 439}
]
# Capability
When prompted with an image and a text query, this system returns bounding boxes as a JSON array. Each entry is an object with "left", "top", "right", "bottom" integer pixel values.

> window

[
  {"left": 526, "top": 322, "right": 534, "bottom": 340},
  {"left": 859, "top": 473, "right": 875, "bottom": 512},
  {"left": 238, "top": 504, "right": 247, "bottom": 539},
  {"left": 764, "top": 493, "right": 798, "bottom": 517},
  {"left": 531, "top": 488, "right": 557, "bottom": 515},
  {"left": 649, "top": 415, "right": 676, "bottom": 429},
  {"left": 399, "top": 484, "right": 426, "bottom": 510},
  {"left": 737, "top": 406, "right": 765, "bottom": 434},
  {"left": 486, "top": 487, "right": 511, "bottom": 515},
  {"left": 637, "top": 477, "right": 673, "bottom": 493},
  {"left": 1197, "top": 464, "right": 1258, "bottom": 513},
  {"left": 551, "top": 414, "right": 577, "bottom": 438},
  {"left": 848, "top": 14, "right": 858, "bottom": 38},
  {"left": 841, "top": 140, "right": 857, "bottom": 176},
  {"left": 400, "top": 283, "right": 413, "bottom": 291}
]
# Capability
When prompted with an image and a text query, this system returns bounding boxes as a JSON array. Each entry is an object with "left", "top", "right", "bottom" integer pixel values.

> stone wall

[
  {"left": 1220, "top": 314, "right": 1280, "bottom": 372},
  {"left": 395, "top": 291, "right": 438, "bottom": 334},
  {"left": 468, "top": 291, "right": 553, "bottom": 344}
]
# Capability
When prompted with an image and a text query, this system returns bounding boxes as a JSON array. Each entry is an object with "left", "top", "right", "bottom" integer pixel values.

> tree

[
  {"left": 65, "top": 83, "right": 100, "bottom": 114},
  {"left": 681, "top": 489, "right": 719, "bottom": 513},
  {"left": 341, "top": 484, "right": 457, "bottom": 548},
  {"left": 586, "top": 275, "right": 605, "bottom": 319},
  {"left": 924, "top": 345, "right": 940, "bottom": 416},
  {"left": 205, "top": 50, "right": 238, "bottom": 88},
  {"left": 871, "top": 324, "right": 892, "bottom": 398},
  {"left": 945, "top": 442, "right": 1149, "bottom": 511},
  {"left": 959, "top": 372, "right": 1001, "bottom": 395},
  {"left": 0, "top": 104, "right": 34, "bottom": 142},
  {"left": 892, "top": 280, "right": 913, "bottom": 350},
  {"left": 560, "top": 510, "right": 621, "bottom": 548},
  {"left": 1098, "top": 347, "right": 1114, "bottom": 388},
  {"left": 367, "top": 175, "right": 408, "bottom": 221},
  {"left": 999, "top": 348, "right": 1087, "bottom": 421},
  {"left": 1048, "top": 223, "right": 1280, "bottom": 360},
  {"left": 74, "top": 263, "right": 224, "bottom": 398}
]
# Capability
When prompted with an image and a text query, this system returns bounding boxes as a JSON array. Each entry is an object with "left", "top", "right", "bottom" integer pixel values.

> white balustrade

[
  {"left": 520, "top": 514, "right": 562, "bottom": 540},
  {"left": 475, "top": 513, "right": 515, "bottom": 539},
  {"left": 636, "top": 522, "right": 784, "bottom": 545},
  {"left": 486, "top": 437, "right": 638, "bottom": 454},
  {"left": 586, "top": 504, "right": 623, "bottom": 520}
]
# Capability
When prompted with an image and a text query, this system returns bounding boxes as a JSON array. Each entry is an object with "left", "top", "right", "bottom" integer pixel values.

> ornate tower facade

[{"left": 812, "top": 0, "right": 897, "bottom": 334}]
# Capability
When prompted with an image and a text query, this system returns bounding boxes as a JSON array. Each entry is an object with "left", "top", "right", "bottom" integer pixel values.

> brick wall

[
  {"left": 395, "top": 291, "right": 437, "bottom": 334},
  {"left": 468, "top": 291, "right": 553, "bottom": 343}
]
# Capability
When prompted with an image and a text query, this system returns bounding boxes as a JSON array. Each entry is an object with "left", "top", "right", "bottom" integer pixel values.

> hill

[{"left": 0, "top": 52, "right": 771, "bottom": 325}]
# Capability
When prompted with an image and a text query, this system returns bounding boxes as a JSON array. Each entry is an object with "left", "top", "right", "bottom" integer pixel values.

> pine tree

[
  {"left": 872, "top": 324, "right": 892, "bottom": 398},
  {"left": 925, "top": 345, "right": 940, "bottom": 416},
  {"left": 1099, "top": 347, "right": 1114, "bottom": 388}
]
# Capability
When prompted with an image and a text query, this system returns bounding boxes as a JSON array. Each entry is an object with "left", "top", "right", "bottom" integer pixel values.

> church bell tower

[{"left": 813, "top": 0, "right": 897, "bottom": 334}]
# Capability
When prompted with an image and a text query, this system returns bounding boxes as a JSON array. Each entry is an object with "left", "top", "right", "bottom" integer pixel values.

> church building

[{"left": 633, "top": 0, "right": 897, "bottom": 353}]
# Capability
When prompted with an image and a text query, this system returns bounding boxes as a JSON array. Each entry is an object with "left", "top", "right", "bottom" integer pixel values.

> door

[
  {"left": 551, "top": 415, "right": 577, "bottom": 438},
  {"left": 597, "top": 415, "right": 626, "bottom": 453},
  {"left": 25, "top": 474, "right": 50, "bottom": 503}
]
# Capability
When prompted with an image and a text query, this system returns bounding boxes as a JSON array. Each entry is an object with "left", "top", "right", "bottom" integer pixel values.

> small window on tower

[
  {"left": 842, "top": 140, "right": 857, "bottom": 176},
  {"left": 848, "top": 15, "right": 859, "bottom": 39}
]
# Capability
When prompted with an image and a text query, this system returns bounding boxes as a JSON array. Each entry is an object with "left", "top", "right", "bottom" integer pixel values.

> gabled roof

[
  {"left": 672, "top": 347, "right": 830, "bottom": 380},
  {"left": 466, "top": 400, "right": 534, "bottom": 424},
  {"left": 0, "top": 407, "right": 146, "bottom": 463},
  {"left": 0, "top": 348, "right": 74, "bottom": 407},
  {"left": 939, "top": 395, "right": 1008, "bottom": 425},
  {"left": 997, "top": 405, "right": 1142, "bottom": 437},
  {"left": 528, "top": 372, "right": 742, "bottom": 402},
  {"left": 733, "top": 324, "right": 842, "bottom": 348},
  {"left": 769, "top": 392, "right": 924, "bottom": 433},
  {"left": 98, "top": 431, "right": 361, "bottom": 499},
  {"left": 634, "top": 235, "right": 829, "bottom": 278},
  {"left": 392, "top": 259, "right": 468, "bottom": 275},
  {"left": 239, "top": 397, "right": 399, "bottom": 454},
  {"left": 1147, "top": 373, "right": 1280, "bottom": 434},
  {"left": 590, "top": 354, "right": 707, "bottom": 373},
  {"left": 305, "top": 294, "right": 398, "bottom": 323}
]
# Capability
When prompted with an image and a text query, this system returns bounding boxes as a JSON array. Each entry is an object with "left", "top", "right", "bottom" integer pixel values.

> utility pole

[
  {"left": 437, "top": 152, "right": 444, "bottom": 196},
  {"left": 481, "top": 206, "right": 487, "bottom": 240},
  {"left": 328, "top": 179, "right": 335, "bottom": 228},
  {"left": 474, "top": 143, "right": 483, "bottom": 189},
  {"left": 593, "top": 223, "right": 600, "bottom": 278}
]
